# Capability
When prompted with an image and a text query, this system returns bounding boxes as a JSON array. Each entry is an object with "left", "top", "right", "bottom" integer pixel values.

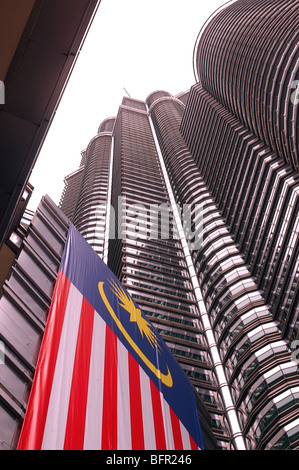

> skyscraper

[
  {"left": 180, "top": 0, "right": 299, "bottom": 450},
  {"left": 60, "top": 96, "right": 223, "bottom": 449},
  {"left": 1, "top": 0, "right": 298, "bottom": 451},
  {"left": 59, "top": 0, "right": 299, "bottom": 450}
]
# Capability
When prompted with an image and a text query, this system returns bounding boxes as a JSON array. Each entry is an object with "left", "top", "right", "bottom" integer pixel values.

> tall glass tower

[
  {"left": 181, "top": 0, "right": 299, "bottom": 450},
  {"left": 59, "top": 0, "right": 299, "bottom": 450},
  {"left": 60, "top": 96, "right": 226, "bottom": 449}
]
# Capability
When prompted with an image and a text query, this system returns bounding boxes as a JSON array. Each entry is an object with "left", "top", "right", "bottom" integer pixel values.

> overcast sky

[{"left": 28, "top": 0, "right": 229, "bottom": 212}]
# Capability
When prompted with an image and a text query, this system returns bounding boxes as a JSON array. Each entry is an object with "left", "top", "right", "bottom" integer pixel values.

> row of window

[
  {"left": 125, "top": 255, "right": 188, "bottom": 278},
  {"left": 128, "top": 279, "right": 192, "bottom": 301},
  {"left": 252, "top": 387, "right": 299, "bottom": 446},
  {"left": 130, "top": 291, "right": 195, "bottom": 315},
  {"left": 124, "top": 266, "right": 189, "bottom": 288}
]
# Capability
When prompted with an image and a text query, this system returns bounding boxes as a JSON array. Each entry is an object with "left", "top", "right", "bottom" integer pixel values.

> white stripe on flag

[
  {"left": 41, "top": 284, "right": 83, "bottom": 450},
  {"left": 160, "top": 393, "right": 175, "bottom": 450},
  {"left": 83, "top": 311, "right": 107, "bottom": 450},
  {"left": 139, "top": 366, "right": 156, "bottom": 450},
  {"left": 117, "top": 339, "right": 132, "bottom": 450},
  {"left": 180, "top": 420, "right": 192, "bottom": 450}
]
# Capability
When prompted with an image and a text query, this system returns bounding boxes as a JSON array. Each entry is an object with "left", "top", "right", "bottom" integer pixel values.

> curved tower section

[
  {"left": 194, "top": 0, "right": 299, "bottom": 171},
  {"left": 60, "top": 117, "right": 115, "bottom": 257},
  {"left": 107, "top": 96, "right": 220, "bottom": 449},
  {"left": 181, "top": 0, "right": 299, "bottom": 450},
  {"left": 148, "top": 90, "right": 299, "bottom": 450}
]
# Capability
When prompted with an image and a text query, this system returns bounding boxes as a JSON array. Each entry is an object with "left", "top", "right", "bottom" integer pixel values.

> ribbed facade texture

[
  {"left": 59, "top": 167, "right": 85, "bottom": 220},
  {"left": 60, "top": 97, "right": 222, "bottom": 449},
  {"left": 108, "top": 97, "right": 224, "bottom": 448},
  {"left": 60, "top": 117, "right": 115, "bottom": 258},
  {"left": 180, "top": 0, "right": 299, "bottom": 450}
]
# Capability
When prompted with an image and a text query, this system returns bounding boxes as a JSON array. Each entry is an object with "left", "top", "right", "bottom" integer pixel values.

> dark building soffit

[{"left": 0, "top": 0, "right": 101, "bottom": 250}]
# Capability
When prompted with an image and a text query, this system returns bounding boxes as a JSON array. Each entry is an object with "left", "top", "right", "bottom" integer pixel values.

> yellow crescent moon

[{"left": 98, "top": 282, "right": 173, "bottom": 388}]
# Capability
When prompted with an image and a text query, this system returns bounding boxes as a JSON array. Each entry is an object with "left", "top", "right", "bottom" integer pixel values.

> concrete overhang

[{"left": 0, "top": 0, "right": 101, "bottom": 248}]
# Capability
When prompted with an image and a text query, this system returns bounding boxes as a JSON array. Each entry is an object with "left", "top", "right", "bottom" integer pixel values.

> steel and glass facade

[
  {"left": 147, "top": 88, "right": 299, "bottom": 450},
  {"left": 60, "top": 117, "right": 115, "bottom": 258},
  {"left": 180, "top": 0, "right": 299, "bottom": 450},
  {"left": 58, "top": 0, "right": 299, "bottom": 450},
  {"left": 1, "top": 0, "right": 298, "bottom": 451},
  {"left": 60, "top": 96, "right": 221, "bottom": 449}
]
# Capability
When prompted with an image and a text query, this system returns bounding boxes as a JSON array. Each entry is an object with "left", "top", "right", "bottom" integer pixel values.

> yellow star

[{"left": 109, "top": 279, "right": 161, "bottom": 352}]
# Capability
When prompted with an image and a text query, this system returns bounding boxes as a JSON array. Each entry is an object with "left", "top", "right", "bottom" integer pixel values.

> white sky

[{"left": 28, "top": 0, "right": 228, "bottom": 212}]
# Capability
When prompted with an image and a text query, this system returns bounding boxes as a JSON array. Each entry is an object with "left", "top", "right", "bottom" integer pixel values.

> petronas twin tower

[{"left": 59, "top": 0, "right": 299, "bottom": 450}]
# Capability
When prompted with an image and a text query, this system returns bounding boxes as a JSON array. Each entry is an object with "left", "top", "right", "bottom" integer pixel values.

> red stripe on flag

[
  {"left": 169, "top": 407, "right": 184, "bottom": 450},
  {"left": 101, "top": 325, "right": 118, "bottom": 450},
  {"left": 63, "top": 297, "right": 95, "bottom": 449},
  {"left": 190, "top": 434, "right": 199, "bottom": 450},
  {"left": 150, "top": 380, "right": 167, "bottom": 450},
  {"left": 128, "top": 354, "right": 145, "bottom": 450},
  {"left": 17, "top": 271, "right": 71, "bottom": 450}
]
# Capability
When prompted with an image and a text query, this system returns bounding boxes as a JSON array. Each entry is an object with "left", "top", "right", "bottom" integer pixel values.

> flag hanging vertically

[{"left": 17, "top": 224, "right": 204, "bottom": 450}]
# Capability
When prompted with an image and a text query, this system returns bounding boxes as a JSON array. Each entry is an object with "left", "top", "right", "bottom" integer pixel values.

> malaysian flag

[{"left": 17, "top": 224, "right": 204, "bottom": 450}]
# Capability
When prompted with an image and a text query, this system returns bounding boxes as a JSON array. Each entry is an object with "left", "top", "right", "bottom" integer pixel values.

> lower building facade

[
  {"left": 148, "top": 89, "right": 299, "bottom": 450},
  {"left": 179, "top": 0, "right": 299, "bottom": 449},
  {"left": 0, "top": 195, "right": 69, "bottom": 449}
]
